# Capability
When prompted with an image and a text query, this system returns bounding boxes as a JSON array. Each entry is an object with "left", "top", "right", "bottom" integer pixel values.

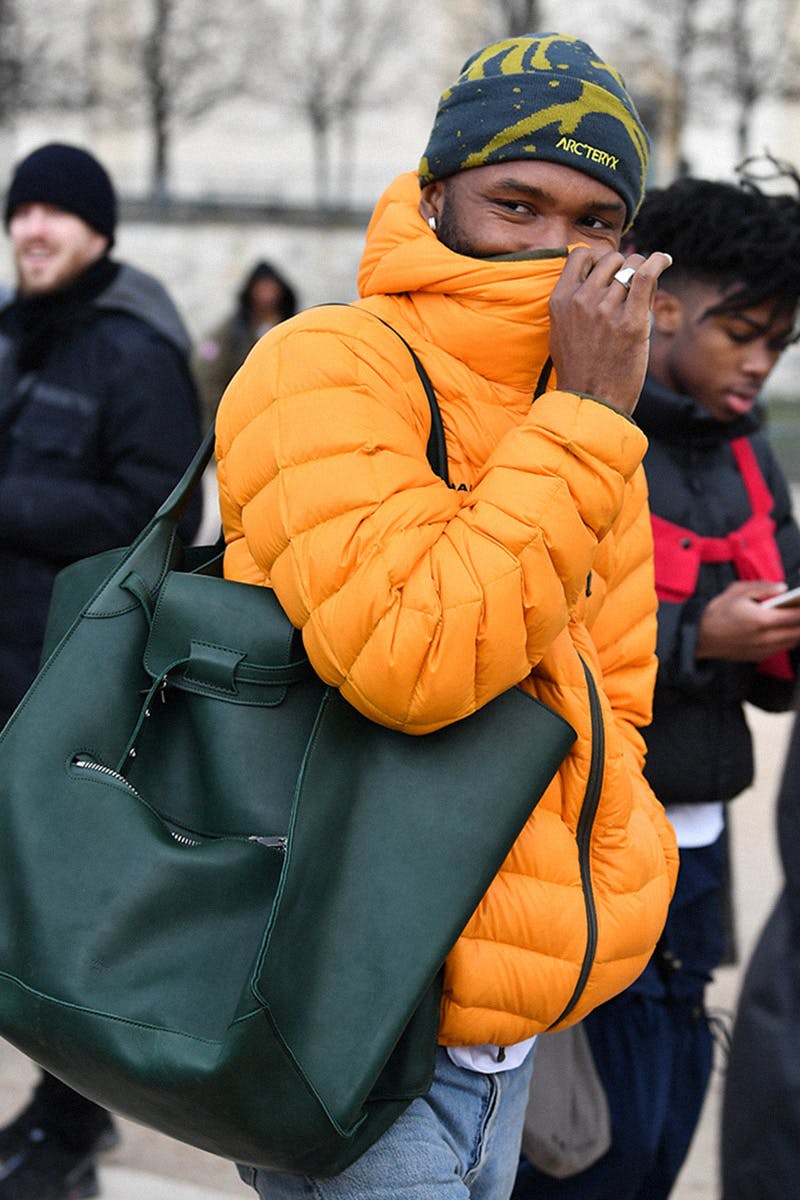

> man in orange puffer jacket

[{"left": 216, "top": 32, "right": 678, "bottom": 1200}]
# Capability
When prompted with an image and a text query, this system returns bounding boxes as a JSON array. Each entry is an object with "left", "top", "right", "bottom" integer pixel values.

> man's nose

[
  {"left": 16, "top": 206, "right": 49, "bottom": 236},
  {"left": 527, "top": 217, "right": 574, "bottom": 251},
  {"left": 743, "top": 339, "right": 779, "bottom": 379}
]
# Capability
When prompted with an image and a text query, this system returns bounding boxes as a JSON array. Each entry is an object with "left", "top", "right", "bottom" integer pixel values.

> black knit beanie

[
  {"left": 419, "top": 33, "right": 650, "bottom": 227},
  {"left": 4, "top": 143, "right": 117, "bottom": 245}
]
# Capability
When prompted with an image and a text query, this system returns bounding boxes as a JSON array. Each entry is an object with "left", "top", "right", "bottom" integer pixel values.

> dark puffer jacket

[
  {"left": 637, "top": 375, "right": 800, "bottom": 806},
  {"left": 0, "top": 257, "right": 202, "bottom": 724}
]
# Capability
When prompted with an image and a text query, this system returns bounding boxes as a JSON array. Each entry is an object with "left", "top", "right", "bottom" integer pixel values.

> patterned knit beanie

[
  {"left": 419, "top": 33, "right": 649, "bottom": 226},
  {"left": 4, "top": 143, "right": 117, "bottom": 245}
]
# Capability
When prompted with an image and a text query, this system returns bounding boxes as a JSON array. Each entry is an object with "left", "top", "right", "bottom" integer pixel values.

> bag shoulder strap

[
  {"left": 151, "top": 307, "right": 451, "bottom": 529},
  {"left": 322, "top": 303, "right": 449, "bottom": 485},
  {"left": 730, "top": 436, "right": 773, "bottom": 518},
  {"left": 354, "top": 310, "right": 449, "bottom": 485}
]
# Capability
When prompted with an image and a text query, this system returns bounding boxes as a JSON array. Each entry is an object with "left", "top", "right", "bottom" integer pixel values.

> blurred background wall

[{"left": 2, "top": 0, "right": 800, "bottom": 412}]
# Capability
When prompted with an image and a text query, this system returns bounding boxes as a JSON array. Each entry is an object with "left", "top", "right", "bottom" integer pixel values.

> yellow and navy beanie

[{"left": 419, "top": 33, "right": 649, "bottom": 226}]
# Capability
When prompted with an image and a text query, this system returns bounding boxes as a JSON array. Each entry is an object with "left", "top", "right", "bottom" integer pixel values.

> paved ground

[{"left": 0, "top": 700, "right": 792, "bottom": 1200}]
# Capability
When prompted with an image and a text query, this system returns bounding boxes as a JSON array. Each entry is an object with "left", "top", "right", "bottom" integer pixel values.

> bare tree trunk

[
  {"left": 311, "top": 113, "right": 332, "bottom": 208},
  {"left": 144, "top": 0, "right": 171, "bottom": 201},
  {"left": 336, "top": 112, "right": 357, "bottom": 204},
  {"left": 727, "top": 0, "right": 797, "bottom": 162},
  {"left": 0, "top": 0, "right": 21, "bottom": 126},
  {"left": 735, "top": 103, "right": 751, "bottom": 165},
  {"left": 672, "top": 0, "right": 696, "bottom": 175},
  {"left": 502, "top": 0, "right": 544, "bottom": 36},
  {"left": 729, "top": 0, "right": 752, "bottom": 161}
]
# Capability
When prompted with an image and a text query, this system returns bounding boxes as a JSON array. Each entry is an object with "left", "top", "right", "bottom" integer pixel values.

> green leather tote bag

[{"left": 0, "top": 332, "right": 576, "bottom": 1176}]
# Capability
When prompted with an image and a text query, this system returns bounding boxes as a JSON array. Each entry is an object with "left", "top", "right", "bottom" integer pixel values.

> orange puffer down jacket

[{"left": 216, "top": 172, "right": 678, "bottom": 1048}]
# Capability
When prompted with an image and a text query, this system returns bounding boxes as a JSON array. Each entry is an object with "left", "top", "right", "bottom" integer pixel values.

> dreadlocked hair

[{"left": 629, "top": 155, "right": 800, "bottom": 316}]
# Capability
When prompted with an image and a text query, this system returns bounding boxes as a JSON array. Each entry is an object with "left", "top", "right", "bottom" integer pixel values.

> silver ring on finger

[{"left": 612, "top": 266, "right": 636, "bottom": 292}]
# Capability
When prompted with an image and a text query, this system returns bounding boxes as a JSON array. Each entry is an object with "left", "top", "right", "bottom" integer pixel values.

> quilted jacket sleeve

[
  {"left": 216, "top": 311, "right": 650, "bottom": 734},
  {"left": 590, "top": 465, "right": 658, "bottom": 756},
  {"left": 588, "top": 467, "right": 679, "bottom": 880}
]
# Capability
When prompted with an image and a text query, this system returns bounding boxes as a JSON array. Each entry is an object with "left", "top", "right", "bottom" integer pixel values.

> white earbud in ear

[{"left": 428, "top": 215, "right": 437, "bottom": 231}]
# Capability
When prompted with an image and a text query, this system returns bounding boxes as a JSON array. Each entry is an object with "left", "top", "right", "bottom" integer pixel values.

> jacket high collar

[
  {"left": 637, "top": 373, "right": 761, "bottom": 450},
  {"left": 357, "top": 172, "right": 570, "bottom": 396}
]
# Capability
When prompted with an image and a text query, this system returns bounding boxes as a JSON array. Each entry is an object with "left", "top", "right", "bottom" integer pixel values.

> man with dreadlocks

[{"left": 514, "top": 170, "right": 800, "bottom": 1200}]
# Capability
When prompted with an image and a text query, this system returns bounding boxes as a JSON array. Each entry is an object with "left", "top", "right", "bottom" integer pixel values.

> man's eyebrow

[
  {"left": 707, "top": 308, "right": 794, "bottom": 336},
  {"left": 490, "top": 178, "right": 625, "bottom": 214},
  {"left": 727, "top": 314, "right": 766, "bottom": 330}
]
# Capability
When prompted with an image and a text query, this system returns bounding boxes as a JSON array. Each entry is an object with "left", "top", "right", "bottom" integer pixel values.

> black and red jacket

[{"left": 637, "top": 376, "right": 800, "bottom": 807}]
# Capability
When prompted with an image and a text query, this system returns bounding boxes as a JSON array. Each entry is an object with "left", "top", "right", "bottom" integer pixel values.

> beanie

[
  {"left": 4, "top": 143, "right": 117, "bottom": 245},
  {"left": 419, "top": 33, "right": 649, "bottom": 226}
]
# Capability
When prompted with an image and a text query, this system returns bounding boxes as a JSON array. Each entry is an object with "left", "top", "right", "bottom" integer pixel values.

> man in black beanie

[{"left": 0, "top": 142, "right": 202, "bottom": 1200}]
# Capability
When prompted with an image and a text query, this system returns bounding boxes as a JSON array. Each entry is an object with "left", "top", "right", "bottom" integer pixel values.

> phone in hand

[{"left": 760, "top": 585, "right": 800, "bottom": 609}]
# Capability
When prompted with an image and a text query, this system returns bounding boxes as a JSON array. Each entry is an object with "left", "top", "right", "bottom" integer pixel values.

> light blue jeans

[{"left": 237, "top": 1046, "right": 534, "bottom": 1199}]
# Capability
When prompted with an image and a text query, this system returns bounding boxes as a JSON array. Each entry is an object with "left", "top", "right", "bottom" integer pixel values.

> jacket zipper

[
  {"left": 71, "top": 756, "right": 287, "bottom": 852},
  {"left": 547, "top": 657, "right": 605, "bottom": 1028}
]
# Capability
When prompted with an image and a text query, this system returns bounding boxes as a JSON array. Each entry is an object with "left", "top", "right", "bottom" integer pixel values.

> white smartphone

[{"left": 760, "top": 585, "right": 800, "bottom": 609}]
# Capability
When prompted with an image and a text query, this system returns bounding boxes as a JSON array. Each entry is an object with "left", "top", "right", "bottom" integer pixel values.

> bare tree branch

[
  {"left": 255, "top": 0, "right": 417, "bottom": 205},
  {"left": 107, "top": 0, "right": 256, "bottom": 198},
  {"left": 613, "top": 0, "right": 713, "bottom": 176},
  {"left": 725, "top": 0, "right": 800, "bottom": 160}
]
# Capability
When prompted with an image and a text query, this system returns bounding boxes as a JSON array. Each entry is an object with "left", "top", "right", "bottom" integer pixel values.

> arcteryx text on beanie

[
  {"left": 4, "top": 143, "right": 117, "bottom": 245},
  {"left": 419, "top": 33, "right": 649, "bottom": 226}
]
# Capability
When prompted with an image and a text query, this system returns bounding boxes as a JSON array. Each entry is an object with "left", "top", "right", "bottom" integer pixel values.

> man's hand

[
  {"left": 548, "top": 247, "right": 673, "bottom": 415},
  {"left": 697, "top": 580, "right": 800, "bottom": 661}
]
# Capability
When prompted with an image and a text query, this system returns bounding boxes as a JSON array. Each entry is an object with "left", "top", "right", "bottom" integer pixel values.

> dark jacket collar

[
  {"left": 636, "top": 374, "right": 762, "bottom": 450},
  {"left": 9, "top": 257, "right": 120, "bottom": 373}
]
